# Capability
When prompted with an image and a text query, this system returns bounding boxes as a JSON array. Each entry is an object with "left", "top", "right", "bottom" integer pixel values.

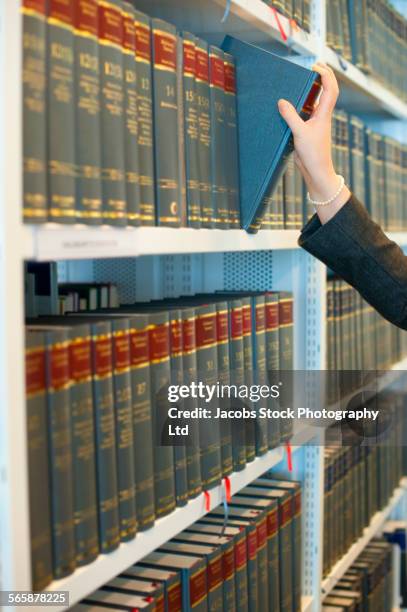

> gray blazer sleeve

[{"left": 299, "top": 194, "right": 407, "bottom": 330}]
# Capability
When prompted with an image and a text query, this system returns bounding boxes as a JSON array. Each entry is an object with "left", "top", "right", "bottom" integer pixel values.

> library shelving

[{"left": 1, "top": 1, "right": 406, "bottom": 612}]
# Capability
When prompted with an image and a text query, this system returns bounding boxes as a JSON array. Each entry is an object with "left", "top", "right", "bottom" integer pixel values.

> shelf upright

[{"left": 0, "top": 0, "right": 32, "bottom": 602}]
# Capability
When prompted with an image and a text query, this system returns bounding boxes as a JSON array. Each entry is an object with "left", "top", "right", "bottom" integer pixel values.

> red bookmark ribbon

[
  {"left": 285, "top": 440, "right": 293, "bottom": 472},
  {"left": 204, "top": 491, "right": 211, "bottom": 511},
  {"left": 224, "top": 476, "right": 231, "bottom": 503},
  {"left": 271, "top": 7, "right": 288, "bottom": 42}
]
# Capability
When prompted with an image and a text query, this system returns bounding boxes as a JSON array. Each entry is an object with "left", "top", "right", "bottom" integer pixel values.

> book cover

[
  {"left": 278, "top": 292, "right": 294, "bottom": 442},
  {"left": 241, "top": 297, "right": 256, "bottom": 462},
  {"left": 221, "top": 36, "right": 321, "bottom": 232},
  {"left": 47, "top": 0, "right": 76, "bottom": 223},
  {"left": 251, "top": 295, "right": 268, "bottom": 456},
  {"left": 151, "top": 18, "right": 181, "bottom": 227},
  {"left": 216, "top": 301, "right": 233, "bottom": 476},
  {"left": 134, "top": 10, "right": 156, "bottom": 225},
  {"left": 195, "top": 39, "right": 213, "bottom": 228},
  {"left": 265, "top": 293, "right": 281, "bottom": 449},
  {"left": 22, "top": 0, "right": 47, "bottom": 223},
  {"left": 228, "top": 299, "right": 247, "bottom": 471},
  {"left": 223, "top": 53, "right": 241, "bottom": 228},
  {"left": 98, "top": 0, "right": 127, "bottom": 225},
  {"left": 25, "top": 330, "right": 53, "bottom": 589},
  {"left": 74, "top": 0, "right": 102, "bottom": 224}
]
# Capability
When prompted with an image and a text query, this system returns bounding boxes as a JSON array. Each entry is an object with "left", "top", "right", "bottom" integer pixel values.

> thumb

[{"left": 278, "top": 99, "right": 304, "bottom": 135}]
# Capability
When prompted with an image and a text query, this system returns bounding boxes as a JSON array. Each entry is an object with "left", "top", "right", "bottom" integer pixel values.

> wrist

[{"left": 306, "top": 169, "right": 340, "bottom": 202}]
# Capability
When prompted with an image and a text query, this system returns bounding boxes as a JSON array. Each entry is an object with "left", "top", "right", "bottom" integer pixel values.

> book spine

[
  {"left": 229, "top": 300, "right": 247, "bottom": 471},
  {"left": 265, "top": 293, "right": 281, "bottom": 449},
  {"left": 25, "top": 331, "right": 53, "bottom": 589},
  {"left": 148, "top": 313, "right": 176, "bottom": 518},
  {"left": 234, "top": 532, "right": 249, "bottom": 612},
  {"left": 222, "top": 540, "right": 236, "bottom": 611},
  {"left": 278, "top": 293, "right": 294, "bottom": 442},
  {"left": 266, "top": 503, "right": 280, "bottom": 611},
  {"left": 121, "top": 3, "right": 141, "bottom": 226},
  {"left": 209, "top": 47, "right": 229, "bottom": 229},
  {"left": 129, "top": 317, "right": 155, "bottom": 530},
  {"left": 283, "top": 155, "right": 296, "bottom": 229},
  {"left": 216, "top": 302, "right": 233, "bottom": 476},
  {"left": 293, "top": 489, "right": 302, "bottom": 611},
  {"left": 255, "top": 515, "right": 269, "bottom": 611},
  {"left": 246, "top": 524, "right": 259, "bottom": 611},
  {"left": 207, "top": 552, "right": 224, "bottom": 611},
  {"left": 181, "top": 309, "right": 203, "bottom": 499},
  {"left": 241, "top": 298, "right": 256, "bottom": 462},
  {"left": 90, "top": 322, "right": 120, "bottom": 552},
  {"left": 151, "top": 19, "right": 181, "bottom": 227},
  {"left": 134, "top": 11, "right": 155, "bottom": 225},
  {"left": 47, "top": 0, "right": 76, "bottom": 223},
  {"left": 223, "top": 54, "right": 241, "bottom": 228},
  {"left": 68, "top": 326, "right": 99, "bottom": 566},
  {"left": 252, "top": 296, "right": 268, "bottom": 456},
  {"left": 182, "top": 34, "right": 201, "bottom": 228},
  {"left": 195, "top": 39, "right": 213, "bottom": 228},
  {"left": 111, "top": 319, "right": 137, "bottom": 541},
  {"left": 22, "top": 0, "right": 47, "bottom": 223},
  {"left": 74, "top": 0, "right": 102, "bottom": 224},
  {"left": 187, "top": 562, "right": 208, "bottom": 612},
  {"left": 45, "top": 329, "right": 76, "bottom": 578},
  {"left": 195, "top": 305, "right": 222, "bottom": 489},
  {"left": 279, "top": 497, "right": 293, "bottom": 611},
  {"left": 176, "top": 36, "right": 187, "bottom": 227},
  {"left": 98, "top": 0, "right": 127, "bottom": 225},
  {"left": 169, "top": 311, "right": 189, "bottom": 506}
]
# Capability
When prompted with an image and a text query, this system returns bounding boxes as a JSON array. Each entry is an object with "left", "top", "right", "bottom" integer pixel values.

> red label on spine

[
  {"left": 153, "top": 31, "right": 176, "bottom": 70},
  {"left": 24, "top": 0, "right": 46, "bottom": 14},
  {"left": 189, "top": 568, "right": 207, "bottom": 608},
  {"left": 155, "top": 594, "right": 165, "bottom": 612},
  {"left": 294, "top": 490, "right": 301, "bottom": 517},
  {"left": 149, "top": 324, "right": 170, "bottom": 362},
  {"left": 255, "top": 304, "right": 266, "bottom": 331},
  {"left": 279, "top": 299, "right": 293, "bottom": 326},
  {"left": 223, "top": 547, "right": 235, "bottom": 581},
  {"left": 94, "top": 335, "right": 113, "bottom": 378},
  {"left": 170, "top": 319, "right": 183, "bottom": 356},
  {"left": 196, "top": 313, "right": 217, "bottom": 347},
  {"left": 208, "top": 555, "right": 223, "bottom": 592},
  {"left": 122, "top": 9, "right": 135, "bottom": 51},
  {"left": 48, "top": 0, "right": 74, "bottom": 25},
  {"left": 265, "top": 301, "right": 279, "bottom": 330},
  {"left": 267, "top": 508, "right": 279, "bottom": 537},
  {"left": 98, "top": 0, "right": 122, "bottom": 45},
  {"left": 224, "top": 61, "right": 236, "bottom": 94},
  {"left": 26, "top": 348, "right": 46, "bottom": 395},
  {"left": 135, "top": 21, "right": 151, "bottom": 61},
  {"left": 113, "top": 331, "right": 130, "bottom": 370},
  {"left": 69, "top": 337, "right": 92, "bottom": 382},
  {"left": 247, "top": 531, "right": 257, "bottom": 560},
  {"left": 302, "top": 79, "right": 322, "bottom": 115},
  {"left": 129, "top": 328, "right": 149, "bottom": 367},
  {"left": 216, "top": 311, "right": 228, "bottom": 343},
  {"left": 182, "top": 318, "right": 196, "bottom": 353},
  {"left": 210, "top": 55, "right": 224, "bottom": 88},
  {"left": 231, "top": 308, "right": 243, "bottom": 338},
  {"left": 242, "top": 305, "right": 252, "bottom": 336},
  {"left": 257, "top": 518, "right": 267, "bottom": 548},
  {"left": 167, "top": 580, "right": 182, "bottom": 612},
  {"left": 49, "top": 344, "right": 70, "bottom": 390},
  {"left": 234, "top": 538, "right": 247, "bottom": 570},
  {"left": 183, "top": 40, "right": 196, "bottom": 77},
  {"left": 196, "top": 48, "right": 209, "bottom": 82},
  {"left": 280, "top": 498, "right": 292, "bottom": 527},
  {"left": 74, "top": 0, "right": 98, "bottom": 35}
]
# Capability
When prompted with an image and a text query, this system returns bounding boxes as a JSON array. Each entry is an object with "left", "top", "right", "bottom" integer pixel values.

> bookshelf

[{"left": 1, "top": 1, "right": 407, "bottom": 612}]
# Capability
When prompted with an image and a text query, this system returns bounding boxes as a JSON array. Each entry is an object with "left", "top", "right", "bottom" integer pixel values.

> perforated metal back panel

[{"left": 223, "top": 251, "right": 274, "bottom": 290}]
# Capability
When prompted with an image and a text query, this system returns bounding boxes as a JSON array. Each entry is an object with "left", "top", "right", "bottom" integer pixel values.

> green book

[
  {"left": 195, "top": 39, "right": 213, "bottom": 227},
  {"left": 121, "top": 565, "right": 182, "bottom": 612},
  {"left": 74, "top": 0, "right": 102, "bottom": 223},
  {"left": 111, "top": 318, "right": 137, "bottom": 541},
  {"left": 228, "top": 299, "right": 247, "bottom": 471},
  {"left": 223, "top": 53, "right": 241, "bottom": 228},
  {"left": 22, "top": 0, "right": 47, "bottom": 223},
  {"left": 25, "top": 330, "right": 53, "bottom": 589},
  {"left": 151, "top": 19, "right": 181, "bottom": 227},
  {"left": 278, "top": 292, "right": 294, "bottom": 442},
  {"left": 82, "top": 589, "right": 155, "bottom": 611},
  {"left": 46, "top": 0, "right": 76, "bottom": 223},
  {"left": 102, "top": 576, "right": 164, "bottom": 608},
  {"left": 283, "top": 155, "right": 296, "bottom": 229},
  {"left": 134, "top": 10, "right": 155, "bottom": 225},
  {"left": 216, "top": 301, "right": 233, "bottom": 476},
  {"left": 99, "top": 0, "right": 127, "bottom": 225},
  {"left": 122, "top": 3, "right": 141, "bottom": 226},
  {"left": 251, "top": 295, "right": 268, "bottom": 456},
  {"left": 265, "top": 293, "right": 281, "bottom": 449},
  {"left": 241, "top": 298, "right": 256, "bottom": 462}
]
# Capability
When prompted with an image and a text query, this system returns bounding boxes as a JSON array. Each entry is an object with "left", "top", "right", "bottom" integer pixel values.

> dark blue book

[{"left": 221, "top": 36, "right": 321, "bottom": 232}]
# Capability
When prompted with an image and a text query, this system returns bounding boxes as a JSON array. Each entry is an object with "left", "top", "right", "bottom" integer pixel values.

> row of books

[
  {"left": 262, "top": 1, "right": 311, "bottom": 32},
  {"left": 322, "top": 539, "right": 395, "bottom": 611},
  {"left": 326, "top": 0, "right": 407, "bottom": 102},
  {"left": 72, "top": 475, "right": 302, "bottom": 612},
  {"left": 323, "top": 418, "right": 404, "bottom": 577},
  {"left": 23, "top": 1, "right": 242, "bottom": 228},
  {"left": 26, "top": 291, "right": 294, "bottom": 589},
  {"left": 326, "top": 278, "right": 407, "bottom": 373}
]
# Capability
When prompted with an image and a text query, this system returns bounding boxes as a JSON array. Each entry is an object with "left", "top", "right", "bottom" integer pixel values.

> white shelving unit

[{"left": 1, "top": 1, "right": 406, "bottom": 611}]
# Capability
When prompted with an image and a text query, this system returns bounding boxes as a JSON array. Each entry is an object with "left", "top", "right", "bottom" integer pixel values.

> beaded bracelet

[{"left": 307, "top": 175, "right": 345, "bottom": 207}]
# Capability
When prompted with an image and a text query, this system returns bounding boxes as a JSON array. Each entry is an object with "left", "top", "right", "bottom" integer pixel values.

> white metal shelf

[
  {"left": 321, "top": 480, "right": 407, "bottom": 598},
  {"left": 23, "top": 225, "right": 301, "bottom": 261},
  {"left": 39, "top": 424, "right": 317, "bottom": 612}
]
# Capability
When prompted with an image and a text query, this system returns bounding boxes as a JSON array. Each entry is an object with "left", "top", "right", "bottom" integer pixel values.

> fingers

[
  {"left": 311, "top": 62, "right": 339, "bottom": 118},
  {"left": 278, "top": 99, "right": 305, "bottom": 136}
]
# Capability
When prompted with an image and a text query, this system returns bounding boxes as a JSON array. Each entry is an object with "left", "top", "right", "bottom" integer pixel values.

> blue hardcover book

[{"left": 221, "top": 36, "right": 321, "bottom": 232}]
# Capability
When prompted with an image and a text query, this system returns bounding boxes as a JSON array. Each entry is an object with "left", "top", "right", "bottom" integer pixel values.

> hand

[{"left": 278, "top": 62, "right": 350, "bottom": 224}]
